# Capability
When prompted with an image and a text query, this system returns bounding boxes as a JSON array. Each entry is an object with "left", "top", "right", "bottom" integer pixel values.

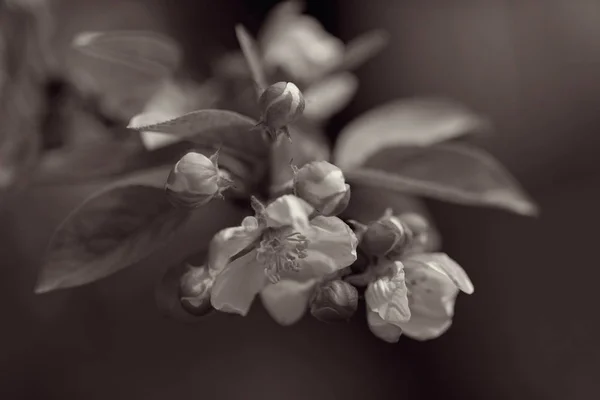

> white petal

[
  {"left": 404, "top": 253, "right": 474, "bottom": 294},
  {"left": 397, "top": 313, "right": 453, "bottom": 341},
  {"left": 263, "top": 195, "right": 314, "bottom": 230},
  {"left": 365, "top": 261, "right": 411, "bottom": 327},
  {"left": 260, "top": 279, "right": 317, "bottom": 326},
  {"left": 210, "top": 250, "right": 267, "bottom": 316},
  {"left": 140, "top": 131, "right": 181, "bottom": 150},
  {"left": 304, "top": 216, "right": 357, "bottom": 268},
  {"left": 367, "top": 309, "right": 402, "bottom": 343},
  {"left": 207, "top": 217, "right": 262, "bottom": 276}
]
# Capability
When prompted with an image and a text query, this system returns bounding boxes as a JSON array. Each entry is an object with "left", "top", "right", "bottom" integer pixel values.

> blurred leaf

[
  {"left": 136, "top": 78, "right": 223, "bottom": 150},
  {"left": 336, "top": 29, "right": 389, "bottom": 72},
  {"left": 72, "top": 30, "right": 181, "bottom": 76},
  {"left": 344, "top": 144, "right": 539, "bottom": 216},
  {"left": 67, "top": 31, "right": 182, "bottom": 122},
  {"left": 128, "top": 109, "right": 267, "bottom": 166},
  {"left": 304, "top": 73, "right": 358, "bottom": 122},
  {"left": 235, "top": 25, "right": 268, "bottom": 95},
  {"left": 35, "top": 184, "right": 191, "bottom": 293},
  {"left": 334, "top": 98, "right": 491, "bottom": 170}
]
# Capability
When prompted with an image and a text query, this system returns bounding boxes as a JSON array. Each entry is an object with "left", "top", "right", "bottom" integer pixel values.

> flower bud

[
  {"left": 293, "top": 161, "right": 350, "bottom": 216},
  {"left": 257, "top": 82, "right": 305, "bottom": 142},
  {"left": 165, "top": 151, "right": 234, "bottom": 208},
  {"left": 310, "top": 280, "right": 358, "bottom": 322},
  {"left": 361, "top": 212, "right": 410, "bottom": 258},
  {"left": 398, "top": 213, "right": 436, "bottom": 254},
  {"left": 179, "top": 265, "right": 215, "bottom": 317}
]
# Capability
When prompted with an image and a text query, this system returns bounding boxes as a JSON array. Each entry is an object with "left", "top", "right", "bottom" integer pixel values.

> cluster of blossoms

[{"left": 165, "top": 80, "right": 473, "bottom": 342}]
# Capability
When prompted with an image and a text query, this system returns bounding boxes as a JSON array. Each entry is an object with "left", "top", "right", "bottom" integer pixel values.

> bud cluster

[{"left": 179, "top": 264, "right": 215, "bottom": 317}]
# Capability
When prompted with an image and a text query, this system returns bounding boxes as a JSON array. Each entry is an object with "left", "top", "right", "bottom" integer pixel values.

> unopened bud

[
  {"left": 257, "top": 82, "right": 305, "bottom": 142},
  {"left": 179, "top": 265, "right": 214, "bottom": 317},
  {"left": 398, "top": 213, "right": 435, "bottom": 254},
  {"left": 361, "top": 211, "right": 410, "bottom": 258},
  {"left": 310, "top": 280, "right": 358, "bottom": 322},
  {"left": 165, "top": 151, "right": 234, "bottom": 208},
  {"left": 293, "top": 161, "right": 350, "bottom": 216}
]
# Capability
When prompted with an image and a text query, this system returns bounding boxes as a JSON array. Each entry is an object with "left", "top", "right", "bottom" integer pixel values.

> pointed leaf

[
  {"left": 334, "top": 98, "right": 491, "bottom": 170},
  {"left": 235, "top": 25, "right": 268, "bottom": 94},
  {"left": 35, "top": 184, "right": 191, "bottom": 293},
  {"left": 72, "top": 30, "right": 182, "bottom": 77},
  {"left": 304, "top": 73, "right": 358, "bottom": 122},
  {"left": 344, "top": 144, "right": 538, "bottom": 216}
]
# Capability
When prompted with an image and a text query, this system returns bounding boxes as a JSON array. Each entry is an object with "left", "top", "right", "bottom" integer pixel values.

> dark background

[{"left": 1, "top": 0, "right": 599, "bottom": 399}]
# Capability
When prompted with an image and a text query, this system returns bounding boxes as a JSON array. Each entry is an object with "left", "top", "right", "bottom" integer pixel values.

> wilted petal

[
  {"left": 208, "top": 216, "right": 262, "bottom": 275},
  {"left": 211, "top": 250, "right": 267, "bottom": 316},
  {"left": 367, "top": 309, "right": 402, "bottom": 343},
  {"left": 260, "top": 278, "right": 317, "bottom": 326},
  {"left": 263, "top": 195, "right": 313, "bottom": 230},
  {"left": 365, "top": 261, "right": 411, "bottom": 327},
  {"left": 304, "top": 216, "right": 357, "bottom": 268}
]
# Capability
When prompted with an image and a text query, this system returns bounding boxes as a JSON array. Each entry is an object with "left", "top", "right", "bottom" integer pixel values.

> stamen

[{"left": 256, "top": 228, "right": 310, "bottom": 283}]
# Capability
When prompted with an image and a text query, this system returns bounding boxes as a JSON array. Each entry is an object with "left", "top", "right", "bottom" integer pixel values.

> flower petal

[
  {"left": 367, "top": 309, "right": 403, "bottom": 343},
  {"left": 304, "top": 216, "right": 358, "bottom": 268},
  {"left": 404, "top": 253, "right": 474, "bottom": 294},
  {"left": 207, "top": 216, "right": 262, "bottom": 276},
  {"left": 263, "top": 195, "right": 314, "bottom": 230},
  {"left": 398, "top": 260, "right": 459, "bottom": 340},
  {"left": 397, "top": 312, "right": 453, "bottom": 341},
  {"left": 210, "top": 250, "right": 267, "bottom": 316},
  {"left": 260, "top": 279, "right": 317, "bottom": 326},
  {"left": 365, "top": 261, "right": 411, "bottom": 327}
]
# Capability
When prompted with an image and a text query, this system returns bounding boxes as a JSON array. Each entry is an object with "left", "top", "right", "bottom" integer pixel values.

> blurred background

[{"left": 1, "top": 0, "right": 599, "bottom": 399}]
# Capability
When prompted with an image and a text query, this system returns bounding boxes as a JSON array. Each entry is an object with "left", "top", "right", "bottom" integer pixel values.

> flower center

[{"left": 256, "top": 227, "right": 310, "bottom": 283}]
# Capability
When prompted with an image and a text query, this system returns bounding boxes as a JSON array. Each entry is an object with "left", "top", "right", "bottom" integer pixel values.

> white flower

[
  {"left": 207, "top": 194, "right": 358, "bottom": 325},
  {"left": 363, "top": 253, "right": 474, "bottom": 342}
]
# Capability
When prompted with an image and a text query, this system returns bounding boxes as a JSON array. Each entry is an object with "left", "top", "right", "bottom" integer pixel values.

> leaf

[
  {"left": 344, "top": 144, "right": 539, "bottom": 216},
  {"left": 71, "top": 31, "right": 182, "bottom": 77},
  {"left": 235, "top": 25, "right": 268, "bottom": 95},
  {"left": 337, "top": 29, "right": 389, "bottom": 72},
  {"left": 303, "top": 73, "right": 358, "bottom": 122},
  {"left": 127, "top": 109, "right": 268, "bottom": 172},
  {"left": 334, "top": 98, "right": 491, "bottom": 170},
  {"left": 365, "top": 262, "right": 411, "bottom": 327},
  {"left": 35, "top": 184, "right": 191, "bottom": 293},
  {"left": 404, "top": 253, "right": 474, "bottom": 294}
]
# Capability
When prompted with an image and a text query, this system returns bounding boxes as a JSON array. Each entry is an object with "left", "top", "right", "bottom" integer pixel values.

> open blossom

[
  {"left": 206, "top": 194, "right": 358, "bottom": 325},
  {"left": 293, "top": 161, "right": 350, "bottom": 216},
  {"left": 165, "top": 151, "right": 234, "bottom": 208},
  {"left": 358, "top": 253, "right": 474, "bottom": 343}
]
